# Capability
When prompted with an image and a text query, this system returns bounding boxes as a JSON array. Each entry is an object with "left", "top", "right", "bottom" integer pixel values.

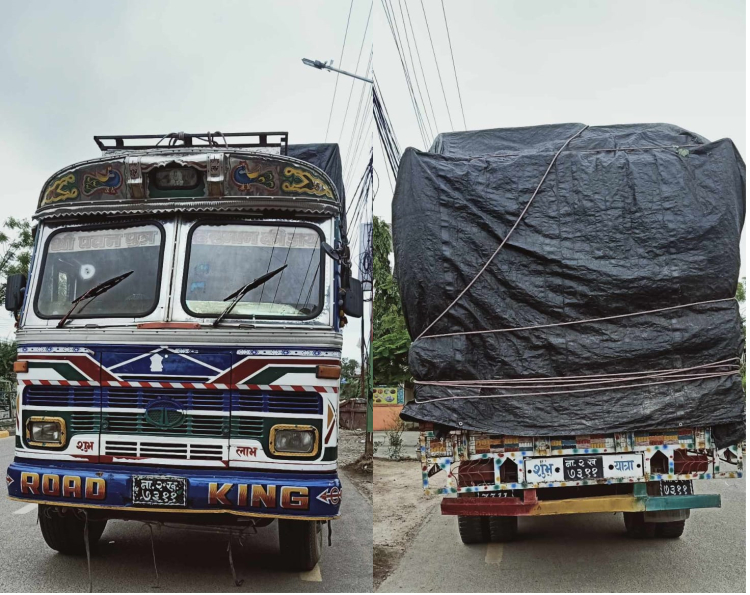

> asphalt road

[
  {"left": 0, "top": 436, "right": 373, "bottom": 593},
  {"left": 380, "top": 476, "right": 746, "bottom": 592}
]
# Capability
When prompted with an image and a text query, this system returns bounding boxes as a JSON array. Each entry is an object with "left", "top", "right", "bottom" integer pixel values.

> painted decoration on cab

[
  {"left": 281, "top": 167, "right": 334, "bottom": 199},
  {"left": 82, "top": 165, "right": 123, "bottom": 196},
  {"left": 231, "top": 161, "right": 276, "bottom": 190},
  {"left": 42, "top": 174, "right": 78, "bottom": 205}
]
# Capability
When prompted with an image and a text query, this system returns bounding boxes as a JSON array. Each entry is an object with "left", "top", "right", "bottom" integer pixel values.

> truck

[
  {"left": 391, "top": 123, "right": 745, "bottom": 544},
  {"left": 4, "top": 131, "right": 362, "bottom": 571}
]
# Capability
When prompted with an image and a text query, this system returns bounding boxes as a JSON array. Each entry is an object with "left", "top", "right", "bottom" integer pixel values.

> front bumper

[{"left": 6, "top": 458, "right": 342, "bottom": 520}]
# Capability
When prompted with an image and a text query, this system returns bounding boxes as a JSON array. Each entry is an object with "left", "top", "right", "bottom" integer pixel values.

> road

[
  {"left": 0, "top": 436, "right": 372, "bottom": 593},
  {"left": 379, "top": 475, "right": 746, "bottom": 592}
]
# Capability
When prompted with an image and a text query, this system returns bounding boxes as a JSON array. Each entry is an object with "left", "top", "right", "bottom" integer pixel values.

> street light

[{"left": 302, "top": 58, "right": 373, "bottom": 84}]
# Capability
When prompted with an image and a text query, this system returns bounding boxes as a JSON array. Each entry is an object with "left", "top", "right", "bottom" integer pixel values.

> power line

[
  {"left": 337, "top": 2, "right": 373, "bottom": 143},
  {"left": 343, "top": 54, "right": 373, "bottom": 182},
  {"left": 419, "top": 0, "right": 454, "bottom": 132},
  {"left": 402, "top": 0, "right": 440, "bottom": 134},
  {"left": 381, "top": 0, "right": 430, "bottom": 148},
  {"left": 395, "top": 0, "right": 435, "bottom": 140},
  {"left": 441, "top": 0, "right": 467, "bottom": 130},
  {"left": 324, "top": 0, "right": 355, "bottom": 141}
]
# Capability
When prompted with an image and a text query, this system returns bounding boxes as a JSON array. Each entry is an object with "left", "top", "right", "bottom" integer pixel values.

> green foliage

[
  {"left": 340, "top": 357, "right": 362, "bottom": 400},
  {"left": 372, "top": 217, "right": 411, "bottom": 385},
  {"left": 0, "top": 217, "right": 33, "bottom": 303},
  {"left": 0, "top": 340, "right": 17, "bottom": 383}
]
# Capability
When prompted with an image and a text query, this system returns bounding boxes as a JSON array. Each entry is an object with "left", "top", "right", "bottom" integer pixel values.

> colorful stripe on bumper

[
  {"left": 441, "top": 484, "right": 720, "bottom": 517},
  {"left": 6, "top": 459, "right": 341, "bottom": 520}
]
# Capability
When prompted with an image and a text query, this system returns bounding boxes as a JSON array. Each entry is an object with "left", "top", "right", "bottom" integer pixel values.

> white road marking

[
  {"left": 485, "top": 543, "right": 504, "bottom": 564},
  {"left": 299, "top": 563, "right": 322, "bottom": 582},
  {"left": 13, "top": 503, "right": 37, "bottom": 515}
]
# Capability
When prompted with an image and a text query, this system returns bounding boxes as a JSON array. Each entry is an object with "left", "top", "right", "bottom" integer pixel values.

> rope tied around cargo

[
  {"left": 414, "top": 359, "right": 741, "bottom": 403},
  {"left": 415, "top": 124, "right": 590, "bottom": 341}
]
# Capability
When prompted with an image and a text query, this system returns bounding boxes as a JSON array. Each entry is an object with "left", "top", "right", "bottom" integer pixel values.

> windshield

[
  {"left": 35, "top": 224, "right": 163, "bottom": 319},
  {"left": 184, "top": 222, "right": 324, "bottom": 319}
]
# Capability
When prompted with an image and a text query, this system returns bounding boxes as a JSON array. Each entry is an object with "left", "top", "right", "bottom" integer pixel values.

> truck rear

[{"left": 391, "top": 123, "right": 745, "bottom": 543}]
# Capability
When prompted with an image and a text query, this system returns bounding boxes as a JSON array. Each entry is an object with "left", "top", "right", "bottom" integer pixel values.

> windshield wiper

[
  {"left": 213, "top": 265, "right": 287, "bottom": 327},
  {"left": 57, "top": 271, "right": 134, "bottom": 328}
]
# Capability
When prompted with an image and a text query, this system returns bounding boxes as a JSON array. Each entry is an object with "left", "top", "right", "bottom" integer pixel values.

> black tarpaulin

[
  {"left": 392, "top": 123, "right": 745, "bottom": 447},
  {"left": 288, "top": 144, "right": 345, "bottom": 201}
]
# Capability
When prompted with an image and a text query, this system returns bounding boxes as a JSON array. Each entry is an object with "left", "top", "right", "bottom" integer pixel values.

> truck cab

[{"left": 4, "top": 131, "right": 362, "bottom": 570}]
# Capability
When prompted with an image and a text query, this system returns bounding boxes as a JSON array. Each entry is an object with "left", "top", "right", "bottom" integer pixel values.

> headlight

[
  {"left": 27, "top": 417, "right": 66, "bottom": 447},
  {"left": 271, "top": 425, "right": 318, "bottom": 456}
]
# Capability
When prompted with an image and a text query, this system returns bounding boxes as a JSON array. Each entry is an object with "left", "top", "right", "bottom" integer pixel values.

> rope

[
  {"left": 421, "top": 297, "right": 737, "bottom": 340},
  {"left": 417, "top": 358, "right": 738, "bottom": 385},
  {"left": 415, "top": 124, "right": 589, "bottom": 340},
  {"left": 417, "top": 361, "right": 739, "bottom": 390},
  {"left": 415, "top": 370, "right": 738, "bottom": 403}
]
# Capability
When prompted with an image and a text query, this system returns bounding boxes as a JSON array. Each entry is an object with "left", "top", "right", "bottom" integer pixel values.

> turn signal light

[
  {"left": 316, "top": 365, "right": 341, "bottom": 379},
  {"left": 13, "top": 361, "right": 28, "bottom": 373}
]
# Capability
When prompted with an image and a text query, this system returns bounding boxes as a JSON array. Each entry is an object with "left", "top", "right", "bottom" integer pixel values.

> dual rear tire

[
  {"left": 623, "top": 512, "right": 685, "bottom": 539},
  {"left": 458, "top": 515, "right": 518, "bottom": 544}
]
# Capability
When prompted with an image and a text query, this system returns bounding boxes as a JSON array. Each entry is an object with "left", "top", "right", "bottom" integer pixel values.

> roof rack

[{"left": 93, "top": 131, "right": 288, "bottom": 154}]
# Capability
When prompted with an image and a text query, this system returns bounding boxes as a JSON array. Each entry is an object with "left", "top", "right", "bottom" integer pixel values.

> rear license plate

[
  {"left": 562, "top": 456, "right": 604, "bottom": 480},
  {"left": 524, "top": 453, "right": 643, "bottom": 483},
  {"left": 132, "top": 476, "right": 187, "bottom": 507},
  {"left": 659, "top": 480, "right": 694, "bottom": 496}
]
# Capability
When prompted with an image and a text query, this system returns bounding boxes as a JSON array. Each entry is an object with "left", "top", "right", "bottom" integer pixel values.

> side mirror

[
  {"left": 5, "top": 273, "right": 26, "bottom": 312},
  {"left": 343, "top": 277, "right": 363, "bottom": 318}
]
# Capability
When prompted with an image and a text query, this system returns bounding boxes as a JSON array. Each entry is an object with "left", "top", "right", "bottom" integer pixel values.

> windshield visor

[
  {"left": 35, "top": 224, "right": 163, "bottom": 319},
  {"left": 184, "top": 223, "right": 324, "bottom": 320}
]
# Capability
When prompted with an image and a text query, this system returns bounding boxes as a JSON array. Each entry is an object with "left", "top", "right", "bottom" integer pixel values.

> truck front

[{"left": 5, "top": 132, "right": 361, "bottom": 570}]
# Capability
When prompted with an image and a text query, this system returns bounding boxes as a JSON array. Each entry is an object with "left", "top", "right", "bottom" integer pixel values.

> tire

[
  {"left": 623, "top": 512, "right": 655, "bottom": 539},
  {"left": 457, "top": 516, "right": 490, "bottom": 544},
  {"left": 278, "top": 519, "right": 322, "bottom": 572},
  {"left": 655, "top": 520, "right": 685, "bottom": 539},
  {"left": 488, "top": 516, "right": 518, "bottom": 542},
  {"left": 38, "top": 505, "right": 107, "bottom": 555}
]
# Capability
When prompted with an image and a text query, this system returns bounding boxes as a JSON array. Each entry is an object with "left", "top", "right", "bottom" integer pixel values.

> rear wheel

[
  {"left": 38, "top": 505, "right": 107, "bottom": 555},
  {"left": 623, "top": 512, "right": 656, "bottom": 539},
  {"left": 278, "top": 519, "right": 322, "bottom": 571},
  {"left": 488, "top": 516, "right": 518, "bottom": 542},
  {"left": 457, "top": 516, "right": 490, "bottom": 544},
  {"left": 655, "top": 520, "right": 686, "bottom": 538}
]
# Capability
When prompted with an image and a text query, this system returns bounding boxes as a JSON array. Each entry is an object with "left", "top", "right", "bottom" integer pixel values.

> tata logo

[{"left": 145, "top": 399, "right": 186, "bottom": 429}]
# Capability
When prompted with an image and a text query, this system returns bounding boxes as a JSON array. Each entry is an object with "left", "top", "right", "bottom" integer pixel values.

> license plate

[
  {"left": 562, "top": 456, "right": 604, "bottom": 480},
  {"left": 132, "top": 476, "right": 187, "bottom": 507},
  {"left": 477, "top": 490, "right": 517, "bottom": 498},
  {"left": 524, "top": 453, "right": 643, "bottom": 483},
  {"left": 659, "top": 480, "right": 694, "bottom": 496}
]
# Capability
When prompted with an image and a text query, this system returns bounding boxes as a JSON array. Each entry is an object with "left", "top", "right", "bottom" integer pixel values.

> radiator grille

[
  {"left": 24, "top": 386, "right": 99, "bottom": 407},
  {"left": 102, "top": 387, "right": 229, "bottom": 411},
  {"left": 104, "top": 440, "right": 224, "bottom": 461},
  {"left": 103, "top": 412, "right": 228, "bottom": 437},
  {"left": 232, "top": 391, "right": 322, "bottom": 414}
]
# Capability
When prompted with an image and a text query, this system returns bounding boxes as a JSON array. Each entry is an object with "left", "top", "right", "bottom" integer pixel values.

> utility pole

[{"left": 304, "top": 56, "right": 375, "bottom": 460}]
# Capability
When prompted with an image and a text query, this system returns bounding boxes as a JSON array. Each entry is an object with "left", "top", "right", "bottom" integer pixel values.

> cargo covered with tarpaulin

[{"left": 392, "top": 123, "right": 745, "bottom": 447}]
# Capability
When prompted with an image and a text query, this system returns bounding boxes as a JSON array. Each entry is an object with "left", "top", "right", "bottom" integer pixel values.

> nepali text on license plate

[
  {"left": 524, "top": 453, "right": 643, "bottom": 483},
  {"left": 132, "top": 476, "right": 187, "bottom": 507}
]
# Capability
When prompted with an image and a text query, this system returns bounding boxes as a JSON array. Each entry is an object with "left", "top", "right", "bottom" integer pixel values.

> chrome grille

[{"left": 104, "top": 440, "right": 224, "bottom": 461}]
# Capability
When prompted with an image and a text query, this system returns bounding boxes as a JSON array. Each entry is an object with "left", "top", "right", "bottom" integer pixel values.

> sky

[
  {"left": 0, "top": 0, "right": 373, "bottom": 359},
  {"left": 373, "top": 0, "right": 746, "bottom": 242}
]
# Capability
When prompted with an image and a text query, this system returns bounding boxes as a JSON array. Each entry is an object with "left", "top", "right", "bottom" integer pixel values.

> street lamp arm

[{"left": 301, "top": 58, "right": 373, "bottom": 84}]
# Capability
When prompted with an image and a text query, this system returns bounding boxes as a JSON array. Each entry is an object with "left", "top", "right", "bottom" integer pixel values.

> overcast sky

[
  {"left": 0, "top": 0, "right": 373, "bottom": 358},
  {"left": 373, "top": 0, "right": 746, "bottom": 272}
]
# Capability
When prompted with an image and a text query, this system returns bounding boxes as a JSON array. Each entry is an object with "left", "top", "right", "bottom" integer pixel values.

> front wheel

[
  {"left": 278, "top": 519, "right": 322, "bottom": 571},
  {"left": 38, "top": 505, "right": 107, "bottom": 555}
]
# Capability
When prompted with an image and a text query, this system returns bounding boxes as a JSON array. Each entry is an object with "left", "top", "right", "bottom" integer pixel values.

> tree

[
  {"left": 339, "top": 357, "right": 361, "bottom": 400},
  {"left": 372, "top": 217, "right": 411, "bottom": 385},
  {"left": 0, "top": 217, "right": 33, "bottom": 303}
]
